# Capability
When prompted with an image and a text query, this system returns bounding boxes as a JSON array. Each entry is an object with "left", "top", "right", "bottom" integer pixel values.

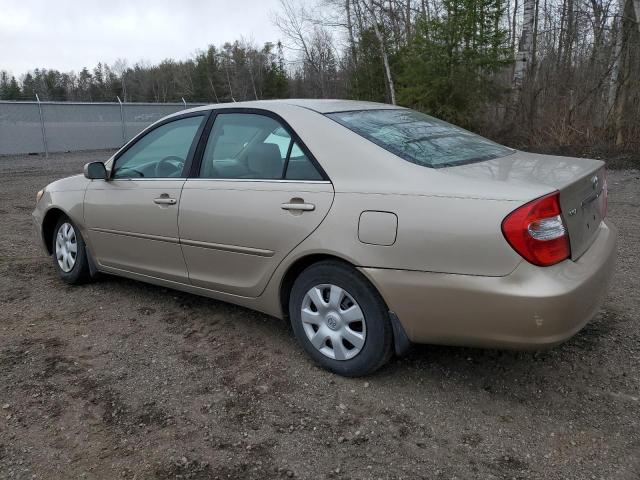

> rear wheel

[
  {"left": 52, "top": 216, "right": 91, "bottom": 284},
  {"left": 289, "top": 261, "right": 393, "bottom": 376}
]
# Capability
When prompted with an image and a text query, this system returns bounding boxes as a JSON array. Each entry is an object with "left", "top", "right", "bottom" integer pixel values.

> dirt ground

[{"left": 0, "top": 150, "right": 638, "bottom": 480}]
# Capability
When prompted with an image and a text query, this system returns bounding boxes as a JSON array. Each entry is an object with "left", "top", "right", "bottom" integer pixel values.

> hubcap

[
  {"left": 301, "top": 284, "right": 366, "bottom": 361},
  {"left": 55, "top": 222, "right": 77, "bottom": 273}
]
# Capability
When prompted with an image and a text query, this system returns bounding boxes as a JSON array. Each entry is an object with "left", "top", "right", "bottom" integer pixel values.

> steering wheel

[{"left": 155, "top": 156, "right": 184, "bottom": 177}]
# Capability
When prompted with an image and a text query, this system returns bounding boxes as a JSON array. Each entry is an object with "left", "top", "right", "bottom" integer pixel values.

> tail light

[{"left": 501, "top": 191, "right": 570, "bottom": 267}]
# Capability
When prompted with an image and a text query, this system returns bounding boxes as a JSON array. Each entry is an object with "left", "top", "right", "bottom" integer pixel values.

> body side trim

[
  {"left": 180, "top": 238, "right": 275, "bottom": 257},
  {"left": 89, "top": 227, "right": 179, "bottom": 244},
  {"left": 89, "top": 227, "right": 273, "bottom": 257}
]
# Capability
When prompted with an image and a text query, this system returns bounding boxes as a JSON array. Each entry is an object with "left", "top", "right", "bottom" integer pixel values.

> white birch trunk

[
  {"left": 607, "top": 0, "right": 625, "bottom": 115},
  {"left": 346, "top": 0, "right": 358, "bottom": 66},
  {"left": 513, "top": 0, "right": 536, "bottom": 89},
  {"left": 367, "top": 0, "right": 397, "bottom": 105}
]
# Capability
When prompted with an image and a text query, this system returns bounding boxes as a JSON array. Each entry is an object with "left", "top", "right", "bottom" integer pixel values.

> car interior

[
  {"left": 199, "top": 115, "right": 322, "bottom": 181},
  {"left": 112, "top": 113, "right": 323, "bottom": 181}
]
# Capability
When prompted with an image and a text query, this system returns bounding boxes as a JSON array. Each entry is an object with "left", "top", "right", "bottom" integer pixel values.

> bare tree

[{"left": 364, "top": 0, "right": 397, "bottom": 104}]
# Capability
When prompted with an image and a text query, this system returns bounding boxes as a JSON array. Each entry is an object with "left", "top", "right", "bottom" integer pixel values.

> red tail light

[{"left": 501, "top": 191, "right": 571, "bottom": 267}]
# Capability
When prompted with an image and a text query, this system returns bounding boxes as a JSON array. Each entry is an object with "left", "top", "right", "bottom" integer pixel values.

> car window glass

[
  {"left": 113, "top": 115, "right": 204, "bottom": 179},
  {"left": 264, "top": 131, "right": 292, "bottom": 158},
  {"left": 199, "top": 113, "right": 322, "bottom": 181},
  {"left": 284, "top": 143, "right": 323, "bottom": 181},
  {"left": 327, "top": 109, "right": 513, "bottom": 168}
]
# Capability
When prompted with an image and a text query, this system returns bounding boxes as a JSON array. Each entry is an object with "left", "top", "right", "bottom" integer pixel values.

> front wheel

[
  {"left": 289, "top": 261, "right": 393, "bottom": 376},
  {"left": 52, "top": 216, "right": 91, "bottom": 284}
]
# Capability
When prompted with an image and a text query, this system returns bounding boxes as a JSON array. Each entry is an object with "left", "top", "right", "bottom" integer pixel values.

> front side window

[
  {"left": 327, "top": 109, "right": 513, "bottom": 168},
  {"left": 199, "top": 113, "right": 323, "bottom": 181},
  {"left": 113, "top": 115, "right": 205, "bottom": 179}
]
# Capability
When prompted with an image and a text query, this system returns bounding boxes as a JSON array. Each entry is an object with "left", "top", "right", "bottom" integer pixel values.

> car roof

[{"left": 185, "top": 98, "right": 403, "bottom": 115}]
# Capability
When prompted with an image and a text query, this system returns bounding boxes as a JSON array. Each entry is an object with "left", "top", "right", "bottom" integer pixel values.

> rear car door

[
  {"left": 84, "top": 113, "right": 207, "bottom": 282},
  {"left": 179, "top": 110, "right": 334, "bottom": 297}
]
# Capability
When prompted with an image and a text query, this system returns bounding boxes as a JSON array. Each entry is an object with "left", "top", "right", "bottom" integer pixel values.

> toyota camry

[{"left": 32, "top": 99, "right": 617, "bottom": 376}]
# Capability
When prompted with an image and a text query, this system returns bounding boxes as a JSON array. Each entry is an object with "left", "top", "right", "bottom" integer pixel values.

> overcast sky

[{"left": 0, "top": 0, "right": 293, "bottom": 76}]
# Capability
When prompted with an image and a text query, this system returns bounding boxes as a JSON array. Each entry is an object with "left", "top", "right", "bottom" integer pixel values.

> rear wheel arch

[
  {"left": 286, "top": 257, "right": 395, "bottom": 375},
  {"left": 279, "top": 254, "right": 365, "bottom": 318},
  {"left": 280, "top": 253, "right": 412, "bottom": 359}
]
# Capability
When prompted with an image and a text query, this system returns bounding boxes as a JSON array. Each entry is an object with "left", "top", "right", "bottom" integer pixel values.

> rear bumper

[{"left": 361, "top": 220, "right": 617, "bottom": 349}]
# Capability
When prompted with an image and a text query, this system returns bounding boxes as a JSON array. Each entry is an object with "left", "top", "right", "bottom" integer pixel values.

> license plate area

[{"left": 560, "top": 169, "right": 605, "bottom": 260}]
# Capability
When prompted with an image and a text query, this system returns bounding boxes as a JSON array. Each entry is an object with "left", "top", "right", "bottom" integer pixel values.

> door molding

[
  {"left": 180, "top": 238, "right": 275, "bottom": 257},
  {"left": 89, "top": 227, "right": 179, "bottom": 244}
]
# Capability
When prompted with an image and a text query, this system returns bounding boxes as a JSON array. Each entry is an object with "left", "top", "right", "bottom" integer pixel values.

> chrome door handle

[
  {"left": 154, "top": 197, "right": 177, "bottom": 205},
  {"left": 281, "top": 202, "right": 315, "bottom": 212}
]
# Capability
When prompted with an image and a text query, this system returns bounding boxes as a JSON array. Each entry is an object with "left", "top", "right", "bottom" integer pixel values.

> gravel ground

[{"left": 0, "top": 150, "right": 638, "bottom": 480}]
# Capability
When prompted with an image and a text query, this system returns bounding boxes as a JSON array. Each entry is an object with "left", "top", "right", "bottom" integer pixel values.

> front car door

[
  {"left": 84, "top": 113, "right": 207, "bottom": 283},
  {"left": 179, "top": 110, "right": 334, "bottom": 297}
]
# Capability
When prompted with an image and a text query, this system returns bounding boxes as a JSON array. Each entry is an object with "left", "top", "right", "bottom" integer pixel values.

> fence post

[
  {"left": 117, "top": 96, "right": 126, "bottom": 144},
  {"left": 35, "top": 94, "right": 48, "bottom": 158},
  {"left": 182, "top": 97, "right": 187, "bottom": 109}
]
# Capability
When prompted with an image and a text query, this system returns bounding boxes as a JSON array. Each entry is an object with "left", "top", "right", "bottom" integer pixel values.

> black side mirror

[{"left": 84, "top": 162, "right": 108, "bottom": 180}]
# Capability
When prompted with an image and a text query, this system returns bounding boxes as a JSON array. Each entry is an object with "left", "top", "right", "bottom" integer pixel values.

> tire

[
  {"left": 51, "top": 215, "right": 91, "bottom": 285},
  {"left": 289, "top": 260, "right": 393, "bottom": 376}
]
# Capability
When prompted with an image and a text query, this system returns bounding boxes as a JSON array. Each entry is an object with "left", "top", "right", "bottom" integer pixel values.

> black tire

[
  {"left": 289, "top": 260, "right": 393, "bottom": 377},
  {"left": 51, "top": 215, "right": 91, "bottom": 285}
]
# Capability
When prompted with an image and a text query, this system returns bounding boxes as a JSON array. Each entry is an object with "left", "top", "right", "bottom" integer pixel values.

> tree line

[
  {"left": 0, "top": 41, "right": 288, "bottom": 104},
  {"left": 1, "top": 0, "right": 638, "bottom": 153}
]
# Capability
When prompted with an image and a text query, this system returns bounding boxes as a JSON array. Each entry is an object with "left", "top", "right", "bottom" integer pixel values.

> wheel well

[
  {"left": 278, "top": 253, "right": 411, "bottom": 356},
  {"left": 279, "top": 254, "right": 361, "bottom": 317},
  {"left": 41, "top": 208, "right": 66, "bottom": 254}
]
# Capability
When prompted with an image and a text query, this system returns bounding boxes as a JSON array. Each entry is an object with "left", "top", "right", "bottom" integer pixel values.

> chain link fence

[{"left": 0, "top": 100, "right": 205, "bottom": 156}]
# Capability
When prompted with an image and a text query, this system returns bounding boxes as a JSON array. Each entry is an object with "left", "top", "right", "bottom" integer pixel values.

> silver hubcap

[
  {"left": 55, "top": 222, "right": 77, "bottom": 272},
  {"left": 301, "top": 284, "right": 366, "bottom": 361}
]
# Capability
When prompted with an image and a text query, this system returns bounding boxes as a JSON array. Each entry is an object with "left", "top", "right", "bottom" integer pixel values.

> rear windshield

[{"left": 327, "top": 109, "right": 513, "bottom": 168}]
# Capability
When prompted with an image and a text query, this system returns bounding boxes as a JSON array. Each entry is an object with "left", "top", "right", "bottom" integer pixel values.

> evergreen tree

[
  {"left": 348, "top": 28, "right": 388, "bottom": 102},
  {"left": 396, "top": 0, "right": 511, "bottom": 127},
  {"left": 0, "top": 71, "right": 22, "bottom": 100},
  {"left": 262, "top": 42, "right": 289, "bottom": 99}
]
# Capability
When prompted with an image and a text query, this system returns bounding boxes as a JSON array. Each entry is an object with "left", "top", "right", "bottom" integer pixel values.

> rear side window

[
  {"left": 199, "top": 113, "right": 323, "bottom": 181},
  {"left": 327, "top": 109, "right": 513, "bottom": 168}
]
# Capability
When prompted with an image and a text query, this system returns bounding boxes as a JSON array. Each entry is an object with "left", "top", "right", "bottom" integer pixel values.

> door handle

[
  {"left": 154, "top": 197, "right": 177, "bottom": 205},
  {"left": 281, "top": 202, "right": 315, "bottom": 212}
]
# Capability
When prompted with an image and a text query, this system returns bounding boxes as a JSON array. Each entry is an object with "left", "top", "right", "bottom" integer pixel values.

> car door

[
  {"left": 84, "top": 113, "right": 207, "bottom": 283},
  {"left": 179, "top": 111, "right": 334, "bottom": 297}
]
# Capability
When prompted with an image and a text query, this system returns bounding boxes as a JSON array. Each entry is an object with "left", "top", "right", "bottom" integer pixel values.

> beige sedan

[{"left": 33, "top": 99, "right": 616, "bottom": 376}]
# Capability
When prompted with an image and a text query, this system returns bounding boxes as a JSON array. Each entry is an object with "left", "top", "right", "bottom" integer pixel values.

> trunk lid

[
  {"left": 559, "top": 166, "right": 606, "bottom": 260},
  {"left": 441, "top": 151, "right": 606, "bottom": 260}
]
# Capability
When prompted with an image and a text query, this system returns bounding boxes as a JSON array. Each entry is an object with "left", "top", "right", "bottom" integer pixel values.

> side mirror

[{"left": 84, "top": 162, "right": 108, "bottom": 180}]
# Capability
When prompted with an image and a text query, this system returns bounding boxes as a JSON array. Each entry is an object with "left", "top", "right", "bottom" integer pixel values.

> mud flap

[
  {"left": 389, "top": 311, "right": 411, "bottom": 357},
  {"left": 85, "top": 245, "right": 100, "bottom": 278}
]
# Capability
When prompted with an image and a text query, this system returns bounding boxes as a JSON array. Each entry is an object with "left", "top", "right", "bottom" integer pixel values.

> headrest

[{"left": 247, "top": 143, "right": 283, "bottom": 179}]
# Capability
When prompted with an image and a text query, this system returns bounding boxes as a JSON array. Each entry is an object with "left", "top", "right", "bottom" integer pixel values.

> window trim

[
  {"left": 281, "top": 138, "right": 294, "bottom": 179},
  {"left": 110, "top": 111, "right": 211, "bottom": 180},
  {"left": 188, "top": 108, "right": 330, "bottom": 182}
]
